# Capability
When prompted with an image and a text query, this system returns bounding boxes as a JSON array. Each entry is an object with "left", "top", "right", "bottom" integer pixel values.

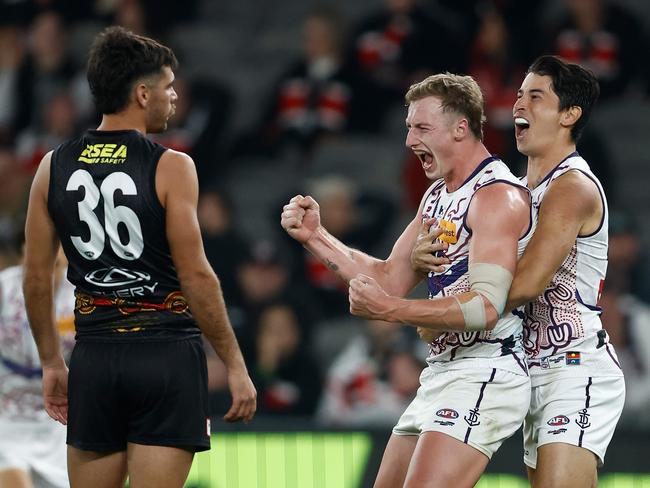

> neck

[
  {"left": 526, "top": 142, "right": 576, "bottom": 189},
  {"left": 96, "top": 110, "right": 146, "bottom": 134},
  {"left": 442, "top": 140, "right": 492, "bottom": 192}
]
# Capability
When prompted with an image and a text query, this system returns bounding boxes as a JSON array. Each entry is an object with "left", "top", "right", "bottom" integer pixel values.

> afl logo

[
  {"left": 436, "top": 409, "right": 459, "bottom": 419},
  {"left": 85, "top": 267, "right": 150, "bottom": 288},
  {"left": 547, "top": 415, "right": 570, "bottom": 427}
]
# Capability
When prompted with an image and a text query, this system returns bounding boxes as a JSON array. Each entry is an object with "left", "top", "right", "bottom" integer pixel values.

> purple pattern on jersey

[
  {"left": 427, "top": 258, "right": 468, "bottom": 297},
  {"left": 428, "top": 330, "right": 487, "bottom": 356},
  {"left": 523, "top": 244, "right": 583, "bottom": 357}
]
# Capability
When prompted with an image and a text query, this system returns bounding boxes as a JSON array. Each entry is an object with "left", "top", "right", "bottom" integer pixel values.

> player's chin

[{"left": 148, "top": 121, "right": 168, "bottom": 134}]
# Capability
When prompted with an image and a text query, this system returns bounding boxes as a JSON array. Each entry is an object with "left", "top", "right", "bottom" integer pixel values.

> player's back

[{"left": 48, "top": 129, "right": 199, "bottom": 341}]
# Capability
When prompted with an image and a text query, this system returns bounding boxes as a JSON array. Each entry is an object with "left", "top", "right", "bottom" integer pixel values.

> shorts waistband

[{"left": 529, "top": 351, "right": 583, "bottom": 370}]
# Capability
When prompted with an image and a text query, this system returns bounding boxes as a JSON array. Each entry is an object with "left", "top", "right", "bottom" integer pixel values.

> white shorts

[
  {"left": 523, "top": 374, "right": 625, "bottom": 468},
  {"left": 0, "top": 417, "right": 69, "bottom": 488},
  {"left": 393, "top": 364, "right": 531, "bottom": 459}
]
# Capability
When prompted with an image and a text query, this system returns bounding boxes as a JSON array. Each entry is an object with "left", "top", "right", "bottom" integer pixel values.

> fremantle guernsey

[
  {"left": 521, "top": 152, "right": 622, "bottom": 381},
  {"left": 421, "top": 156, "right": 533, "bottom": 374},
  {"left": 0, "top": 265, "right": 75, "bottom": 420},
  {"left": 48, "top": 130, "right": 199, "bottom": 341}
]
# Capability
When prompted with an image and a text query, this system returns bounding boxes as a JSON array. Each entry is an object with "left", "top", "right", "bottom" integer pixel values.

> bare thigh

[
  {"left": 67, "top": 447, "right": 127, "bottom": 488},
  {"left": 126, "top": 443, "right": 194, "bottom": 488},
  {"left": 374, "top": 434, "right": 418, "bottom": 488},
  {"left": 404, "top": 431, "right": 489, "bottom": 488},
  {"left": 530, "top": 443, "right": 597, "bottom": 488},
  {"left": 0, "top": 468, "right": 33, "bottom": 488}
]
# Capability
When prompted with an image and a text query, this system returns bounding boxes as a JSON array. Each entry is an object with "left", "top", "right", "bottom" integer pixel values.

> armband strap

[
  {"left": 457, "top": 263, "right": 513, "bottom": 331},
  {"left": 455, "top": 294, "right": 487, "bottom": 331},
  {"left": 470, "top": 262, "right": 512, "bottom": 314}
]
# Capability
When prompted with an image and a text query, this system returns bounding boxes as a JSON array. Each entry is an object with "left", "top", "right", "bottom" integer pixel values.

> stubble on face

[{"left": 145, "top": 67, "right": 176, "bottom": 134}]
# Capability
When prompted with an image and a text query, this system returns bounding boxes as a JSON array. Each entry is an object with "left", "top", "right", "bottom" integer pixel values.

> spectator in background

[
  {"left": 15, "top": 90, "right": 79, "bottom": 173},
  {"left": 150, "top": 77, "right": 233, "bottom": 182},
  {"left": 235, "top": 238, "right": 322, "bottom": 331},
  {"left": 349, "top": 0, "right": 462, "bottom": 106},
  {"left": 606, "top": 212, "right": 650, "bottom": 305},
  {"left": 197, "top": 190, "right": 250, "bottom": 307},
  {"left": 232, "top": 7, "right": 367, "bottom": 159},
  {"left": 318, "top": 319, "right": 421, "bottom": 427},
  {"left": 0, "top": 148, "right": 30, "bottom": 243},
  {"left": 600, "top": 213, "right": 650, "bottom": 427},
  {"left": 284, "top": 175, "right": 396, "bottom": 318},
  {"left": 544, "top": 0, "right": 646, "bottom": 99},
  {"left": 0, "top": 23, "right": 26, "bottom": 144},
  {"left": 247, "top": 302, "right": 322, "bottom": 417},
  {"left": 467, "top": 3, "right": 524, "bottom": 167},
  {"left": 13, "top": 11, "right": 79, "bottom": 134}
]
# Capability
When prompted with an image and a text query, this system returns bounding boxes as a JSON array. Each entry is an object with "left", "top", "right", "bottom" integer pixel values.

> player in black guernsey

[{"left": 23, "top": 26, "right": 256, "bottom": 488}]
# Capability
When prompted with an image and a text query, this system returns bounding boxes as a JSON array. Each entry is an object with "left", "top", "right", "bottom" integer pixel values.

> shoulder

[
  {"left": 468, "top": 181, "right": 530, "bottom": 229},
  {"left": 473, "top": 180, "right": 529, "bottom": 208},
  {"left": 545, "top": 169, "right": 600, "bottom": 208},
  {"left": 156, "top": 150, "right": 198, "bottom": 207},
  {"left": 32, "top": 151, "right": 54, "bottom": 193},
  {"left": 157, "top": 149, "right": 196, "bottom": 176}
]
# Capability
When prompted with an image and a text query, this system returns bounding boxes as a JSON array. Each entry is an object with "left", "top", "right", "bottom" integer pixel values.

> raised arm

[
  {"left": 280, "top": 189, "right": 445, "bottom": 298},
  {"left": 23, "top": 151, "right": 69, "bottom": 424},
  {"left": 157, "top": 150, "right": 256, "bottom": 423},
  {"left": 349, "top": 183, "right": 530, "bottom": 331},
  {"left": 506, "top": 170, "right": 603, "bottom": 311}
]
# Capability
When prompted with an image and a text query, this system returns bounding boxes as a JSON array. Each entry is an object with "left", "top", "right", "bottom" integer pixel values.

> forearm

[
  {"left": 181, "top": 270, "right": 248, "bottom": 372},
  {"left": 23, "top": 274, "right": 64, "bottom": 367},
  {"left": 305, "top": 226, "right": 385, "bottom": 285},
  {"left": 388, "top": 292, "right": 498, "bottom": 331},
  {"left": 505, "top": 266, "right": 549, "bottom": 312}
]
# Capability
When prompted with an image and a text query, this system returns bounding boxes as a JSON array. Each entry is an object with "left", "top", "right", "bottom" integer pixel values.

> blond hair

[{"left": 405, "top": 73, "right": 486, "bottom": 140}]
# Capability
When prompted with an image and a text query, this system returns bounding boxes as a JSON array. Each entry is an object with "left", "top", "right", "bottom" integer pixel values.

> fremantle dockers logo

[
  {"left": 85, "top": 267, "right": 150, "bottom": 288},
  {"left": 464, "top": 408, "right": 481, "bottom": 427},
  {"left": 575, "top": 409, "right": 591, "bottom": 429}
]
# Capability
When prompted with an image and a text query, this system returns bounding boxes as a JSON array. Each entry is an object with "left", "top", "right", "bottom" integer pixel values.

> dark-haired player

[
  {"left": 23, "top": 26, "right": 256, "bottom": 488},
  {"left": 412, "top": 55, "right": 625, "bottom": 488}
]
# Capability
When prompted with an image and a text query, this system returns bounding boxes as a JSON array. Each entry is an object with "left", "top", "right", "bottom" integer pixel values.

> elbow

[
  {"left": 177, "top": 267, "right": 218, "bottom": 289},
  {"left": 510, "top": 281, "right": 545, "bottom": 309}
]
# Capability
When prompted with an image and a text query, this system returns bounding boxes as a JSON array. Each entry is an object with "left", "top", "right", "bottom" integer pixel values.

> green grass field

[{"left": 184, "top": 433, "right": 650, "bottom": 488}]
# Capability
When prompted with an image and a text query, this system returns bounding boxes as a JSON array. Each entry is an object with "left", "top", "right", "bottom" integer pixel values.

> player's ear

[
  {"left": 135, "top": 82, "right": 149, "bottom": 108},
  {"left": 453, "top": 118, "right": 468, "bottom": 141},
  {"left": 560, "top": 106, "right": 582, "bottom": 128}
]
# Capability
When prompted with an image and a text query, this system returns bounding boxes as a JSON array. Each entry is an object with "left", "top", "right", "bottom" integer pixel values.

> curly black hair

[{"left": 87, "top": 26, "right": 178, "bottom": 115}]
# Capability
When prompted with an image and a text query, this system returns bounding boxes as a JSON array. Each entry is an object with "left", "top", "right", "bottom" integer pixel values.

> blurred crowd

[{"left": 1, "top": 0, "right": 650, "bottom": 428}]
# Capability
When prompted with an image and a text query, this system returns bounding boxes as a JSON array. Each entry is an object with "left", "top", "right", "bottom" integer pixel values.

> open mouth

[
  {"left": 514, "top": 117, "right": 530, "bottom": 139},
  {"left": 415, "top": 150, "right": 434, "bottom": 170}
]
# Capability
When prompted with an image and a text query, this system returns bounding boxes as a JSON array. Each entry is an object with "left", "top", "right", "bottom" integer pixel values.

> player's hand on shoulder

[
  {"left": 280, "top": 194, "right": 321, "bottom": 244},
  {"left": 410, "top": 218, "right": 450, "bottom": 274},
  {"left": 224, "top": 369, "right": 257, "bottom": 424}
]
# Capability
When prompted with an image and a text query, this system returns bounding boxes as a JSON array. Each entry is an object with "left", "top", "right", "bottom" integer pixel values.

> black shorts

[{"left": 67, "top": 337, "right": 210, "bottom": 452}]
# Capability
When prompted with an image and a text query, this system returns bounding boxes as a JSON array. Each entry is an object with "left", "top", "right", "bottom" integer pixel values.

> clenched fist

[{"left": 280, "top": 195, "right": 321, "bottom": 244}]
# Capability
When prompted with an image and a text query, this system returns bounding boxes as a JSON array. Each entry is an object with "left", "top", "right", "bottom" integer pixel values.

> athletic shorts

[
  {"left": 523, "top": 374, "right": 625, "bottom": 468},
  {"left": 0, "top": 417, "right": 68, "bottom": 488},
  {"left": 67, "top": 337, "right": 210, "bottom": 452},
  {"left": 393, "top": 364, "right": 531, "bottom": 459}
]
